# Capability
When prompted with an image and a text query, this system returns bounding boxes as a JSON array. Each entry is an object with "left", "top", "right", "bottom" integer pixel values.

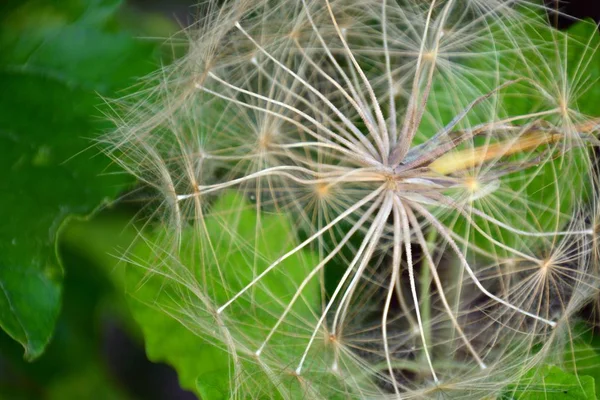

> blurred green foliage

[
  {"left": 503, "top": 365, "right": 596, "bottom": 399},
  {"left": 0, "top": 237, "right": 132, "bottom": 399},
  {"left": 0, "top": 0, "right": 157, "bottom": 360},
  {"left": 0, "top": 0, "right": 181, "bottom": 398}
]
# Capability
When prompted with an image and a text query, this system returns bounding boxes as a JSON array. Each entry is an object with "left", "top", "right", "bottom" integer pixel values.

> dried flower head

[{"left": 108, "top": 0, "right": 600, "bottom": 398}]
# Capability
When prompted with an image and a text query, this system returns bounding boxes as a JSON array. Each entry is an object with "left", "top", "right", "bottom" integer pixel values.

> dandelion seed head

[{"left": 107, "top": 0, "right": 600, "bottom": 397}]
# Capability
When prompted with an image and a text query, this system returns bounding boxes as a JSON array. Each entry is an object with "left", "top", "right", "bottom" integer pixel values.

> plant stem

[{"left": 420, "top": 228, "right": 437, "bottom": 365}]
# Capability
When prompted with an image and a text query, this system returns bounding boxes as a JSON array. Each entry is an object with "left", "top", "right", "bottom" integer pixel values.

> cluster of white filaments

[{"left": 110, "top": 0, "right": 600, "bottom": 398}]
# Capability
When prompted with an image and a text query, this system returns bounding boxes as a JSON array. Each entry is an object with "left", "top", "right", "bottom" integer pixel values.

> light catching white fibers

[{"left": 106, "top": 0, "right": 600, "bottom": 398}]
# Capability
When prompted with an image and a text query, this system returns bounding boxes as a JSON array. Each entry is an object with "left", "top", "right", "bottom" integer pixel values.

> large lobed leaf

[{"left": 0, "top": 0, "right": 157, "bottom": 360}]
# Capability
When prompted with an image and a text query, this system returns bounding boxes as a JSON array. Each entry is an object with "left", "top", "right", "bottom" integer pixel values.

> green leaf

[
  {"left": 61, "top": 211, "right": 223, "bottom": 398},
  {"left": 126, "top": 274, "right": 230, "bottom": 397},
  {"left": 0, "top": 0, "right": 157, "bottom": 360},
  {"left": 563, "top": 20, "right": 600, "bottom": 118},
  {"left": 0, "top": 231, "right": 134, "bottom": 400},
  {"left": 45, "top": 365, "right": 130, "bottom": 400},
  {"left": 125, "top": 193, "right": 321, "bottom": 399},
  {"left": 0, "top": 267, "right": 61, "bottom": 363},
  {"left": 61, "top": 193, "right": 326, "bottom": 398},
  {"left": 196, "top": 369, "right": 230, "bottom": 400},
  {"left": 503, "top": 365, "right": 596, "bottom": 399},
  {"left": 424, "top": 17, "right": 600, "bottom": 256},
  {"left": 564, "top": 338, "right": 600, "bottom": 396},
  {"left": 492, "top": 18, "right": 600, "bottom": 244}
]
